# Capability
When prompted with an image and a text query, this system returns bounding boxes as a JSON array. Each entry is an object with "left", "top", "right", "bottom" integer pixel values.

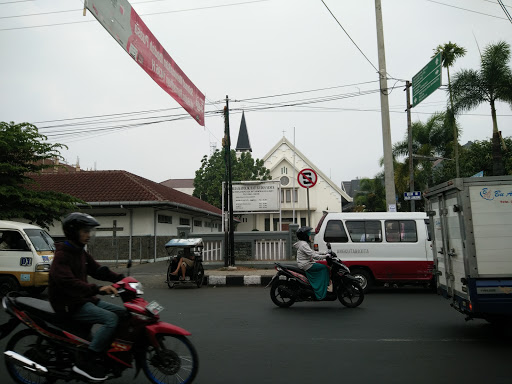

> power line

[
  {"left": 426, "top": 0, "right": 507, "bottom": 20},
  {"left": 498, "top": 0, "right": 512, "bottom": 23},
  {"left": 0, "top": 0, "right": 271, "bottom": 30},
  {"left": 0, "top": 0, "right": 33, "bottom": 4},
  {"left": 319, "top": 0, "right": 380, "bottom": 74}
]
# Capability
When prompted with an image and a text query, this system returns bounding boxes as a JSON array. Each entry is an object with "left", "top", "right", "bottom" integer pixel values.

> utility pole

[
  {"left": 223, "top": 96, "right": 235, "bottom": 267},
  {"left": 375, "top": 0, "right": 396, "bottom": 212},
  {"left": 406, "top": 81, "right": 415, "bottom": 212}
]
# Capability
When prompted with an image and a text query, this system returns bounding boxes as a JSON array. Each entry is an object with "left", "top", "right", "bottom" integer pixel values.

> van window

[
  {"left": 24, "top": 229, "right": 55, "bottom": 251},
  {"left": 0, "top": 230, "right": 28, "bottom": 250},
  {"left": 324, "top": 220, "right": 348, "bottom": 243},
  {"left": 346, "top": 221, "right": 382, "bottom": 243},
  {"left": 385, "top": 220, "right": 417, "bottom": 242}
]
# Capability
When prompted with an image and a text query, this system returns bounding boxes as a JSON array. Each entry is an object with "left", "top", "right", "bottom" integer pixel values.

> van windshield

[{"left": 24, "top": 229, "right": 55, "bottom": 252}]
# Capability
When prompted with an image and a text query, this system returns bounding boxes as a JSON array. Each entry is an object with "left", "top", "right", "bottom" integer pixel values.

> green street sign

[{"left": 412, "top": 52, "right": 442, "bottom": 107}]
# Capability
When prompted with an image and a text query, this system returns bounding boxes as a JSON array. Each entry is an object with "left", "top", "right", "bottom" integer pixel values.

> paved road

[{"left": 0, "top": 286, "right": 510, "bottom": 384}]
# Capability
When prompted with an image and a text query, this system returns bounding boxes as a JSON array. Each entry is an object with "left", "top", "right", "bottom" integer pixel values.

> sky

[{"left": 1, "top": 0, "right": 512, "bottom": 188}]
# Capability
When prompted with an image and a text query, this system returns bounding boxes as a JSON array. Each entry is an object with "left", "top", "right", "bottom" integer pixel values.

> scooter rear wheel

[
  {"left": 270, "top": 279, "right": 296, "bottom": 308},
  {"left": 5, "top": 329, "right": 58, "bottom": 384}
]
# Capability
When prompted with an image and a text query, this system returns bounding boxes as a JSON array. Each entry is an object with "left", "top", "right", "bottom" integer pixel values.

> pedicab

[{"left": 165, "top": 238, "right": 205, "bottom": 288}]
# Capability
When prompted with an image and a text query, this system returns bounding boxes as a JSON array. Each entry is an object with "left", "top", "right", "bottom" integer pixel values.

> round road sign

[{"left": 297, "top": 168, "right": 318, "bottom": 188}]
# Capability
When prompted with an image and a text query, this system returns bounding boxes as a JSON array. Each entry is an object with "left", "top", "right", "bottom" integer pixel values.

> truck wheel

[
  {"left": 0, "top": 276, "right": 20, "bottom": 297},
  {"left": 351, "top": 269, "right": 372, "bottom": 292}
]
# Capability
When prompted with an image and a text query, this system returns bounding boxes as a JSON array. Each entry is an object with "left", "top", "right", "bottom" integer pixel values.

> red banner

[{"left": 85, "top": 0, "right": 205, "bottom": 126}]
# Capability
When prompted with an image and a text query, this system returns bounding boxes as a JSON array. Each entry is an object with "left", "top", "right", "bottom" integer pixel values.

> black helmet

[
  {"left": 296, "top": 226, "right": 313, "bottom": 241},
  {"left": 62, "top": 212, "right": 100, "bottom": 243}
]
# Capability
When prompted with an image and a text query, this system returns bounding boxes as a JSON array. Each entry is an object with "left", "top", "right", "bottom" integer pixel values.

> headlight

[
  {"left": 128, "top": 282, "right": 144, "bottom": 295},
  {"left": 35, "top": 263, "right": 51, "bottom": 271}
]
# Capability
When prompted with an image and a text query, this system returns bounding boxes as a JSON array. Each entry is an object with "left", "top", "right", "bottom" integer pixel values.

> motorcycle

[
  {"left": 267, "top": 243, "right": 364, "bottom": 308},
  {"left": 0, "top": 266, "right": 198, "bottom": 384}
]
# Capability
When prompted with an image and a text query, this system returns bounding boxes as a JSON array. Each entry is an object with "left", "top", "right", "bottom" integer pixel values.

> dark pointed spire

[{"left": 236, "top": 111, "right": 252, "bottom": 152}]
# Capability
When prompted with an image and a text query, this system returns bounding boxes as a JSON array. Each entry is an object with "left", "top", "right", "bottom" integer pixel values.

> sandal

[{"left": 179, "top": 276, "right": 185, "bottom": 281}]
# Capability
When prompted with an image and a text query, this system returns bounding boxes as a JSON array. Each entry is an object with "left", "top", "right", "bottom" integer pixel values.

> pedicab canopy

[{"left": 164, "top": 238, "right": 203, "bottom": 249}]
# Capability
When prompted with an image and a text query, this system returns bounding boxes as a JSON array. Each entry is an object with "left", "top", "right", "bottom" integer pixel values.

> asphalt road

[{"left": 0, "top": 285, "right": 510, "bottom": 384}]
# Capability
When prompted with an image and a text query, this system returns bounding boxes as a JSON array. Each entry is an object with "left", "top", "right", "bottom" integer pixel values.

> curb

[{"left": 206, "top": 275, "right": 273, "bottom": 287}]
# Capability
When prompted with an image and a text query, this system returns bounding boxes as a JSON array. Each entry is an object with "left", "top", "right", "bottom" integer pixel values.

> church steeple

[{"left": 235, "top": 111, "right": 252, "bottom": 153}]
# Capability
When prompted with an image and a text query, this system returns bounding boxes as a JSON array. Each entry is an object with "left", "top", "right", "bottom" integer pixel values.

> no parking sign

[{"left": 297, "top": 168, "right": 318, "bottom": 189}]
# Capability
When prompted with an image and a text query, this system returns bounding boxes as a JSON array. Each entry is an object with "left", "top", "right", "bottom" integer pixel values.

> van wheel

[
  {"left": 0, "top": 276, "right": 20, "bottom": 297},
  {"left": 351, "top": 269, "right": 372, "bottom": 292}
]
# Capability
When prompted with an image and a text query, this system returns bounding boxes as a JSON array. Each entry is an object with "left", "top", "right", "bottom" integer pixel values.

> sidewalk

[{"left": 109, "top": 260, "right": 283, "bottom": 287}]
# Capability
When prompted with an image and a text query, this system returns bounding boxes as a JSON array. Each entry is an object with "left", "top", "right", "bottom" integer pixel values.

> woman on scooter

[{"left": 294, "top": 226, "right": 330, "bottom": 300}]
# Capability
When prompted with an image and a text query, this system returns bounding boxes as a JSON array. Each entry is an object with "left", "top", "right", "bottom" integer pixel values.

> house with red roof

[{"left": 28, "top": 170, "right": 222, "bottom": 262}]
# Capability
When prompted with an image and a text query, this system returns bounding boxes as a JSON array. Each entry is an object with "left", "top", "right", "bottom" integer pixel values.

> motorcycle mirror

[{"left": 326, "top": 242, "right": 331, "bottom": 250}]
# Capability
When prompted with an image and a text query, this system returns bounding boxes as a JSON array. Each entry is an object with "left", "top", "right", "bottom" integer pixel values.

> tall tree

[
  {"left": 354, "top": 177, "right": 386, "bottom": 212},
  {"left": 433, "top": 42, "right": 466, "bottom": 177},
  {"left": 193, "top": 150, "right": 271, "bottom": 209},
  {"left": 0, "top": 122, "right": 84, "bottom": 228},
  {"left": 393, "top": 112, "right": 456, "bottom": 187},
  {"left": 450, "top": 41, "right": 512, "bottom": 175}
]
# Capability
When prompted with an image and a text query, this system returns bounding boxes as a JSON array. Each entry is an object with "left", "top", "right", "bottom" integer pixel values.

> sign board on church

[{"left": 232, "top": 181, "right": 280, "bottom": 212}]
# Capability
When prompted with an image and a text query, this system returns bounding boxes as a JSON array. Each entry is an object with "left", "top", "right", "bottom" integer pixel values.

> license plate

[{"left": 146, "top": 301, "right": 164, "bottom": 315}]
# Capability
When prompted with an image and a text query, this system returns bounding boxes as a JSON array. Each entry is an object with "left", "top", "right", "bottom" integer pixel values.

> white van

[
  {"left": 313, "top": 212, "right": 433, "bottom": 291},
  {"left": 0, "top": 220, "right": 55, "bottom": 295}
]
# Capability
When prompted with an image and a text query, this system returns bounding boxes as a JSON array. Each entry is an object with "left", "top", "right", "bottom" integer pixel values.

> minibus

[
  {"left": 313, "top": 212, "right": 433, "bottom": 291},
  {"left": 0, "top": 221, "right": 55, "bottom": 295}
]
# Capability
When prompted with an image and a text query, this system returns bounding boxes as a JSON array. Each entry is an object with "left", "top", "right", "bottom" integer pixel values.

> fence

[{"left": 90, "top": 224, "right": 299, "bottom": 264}]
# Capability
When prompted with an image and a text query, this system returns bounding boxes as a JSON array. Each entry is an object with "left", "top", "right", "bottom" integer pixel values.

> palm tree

[
  {"left": 394, "top": 112, "right": 456, "bottom": 188},
  {"left": 450, "top": 41, "right": 512, "bottom": 176},
  {"left": 432, "top": 42, "right": 466, "bottom": 177}
]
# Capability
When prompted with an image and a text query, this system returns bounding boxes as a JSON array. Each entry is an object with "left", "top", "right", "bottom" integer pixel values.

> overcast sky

[{"left": 1, "top": 0, "right": 512, "bottom": 187}]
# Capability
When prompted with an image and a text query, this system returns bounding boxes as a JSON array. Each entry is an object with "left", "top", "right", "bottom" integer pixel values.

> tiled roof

[{"left": 28, "top": 171, "right": 222, "bottom": 216}]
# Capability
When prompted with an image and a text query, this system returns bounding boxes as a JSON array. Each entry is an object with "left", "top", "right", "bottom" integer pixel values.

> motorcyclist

[
  {"left": 294, "top": 226, "right": 330, "bottom": 300},
  {"left": 48, "top": 212, "right": 127, "bottom": 382}
]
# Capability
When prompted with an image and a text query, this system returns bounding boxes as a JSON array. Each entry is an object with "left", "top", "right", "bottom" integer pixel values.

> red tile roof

[{"left": 28, "top": 171, "right": 222, "bottom": 216}]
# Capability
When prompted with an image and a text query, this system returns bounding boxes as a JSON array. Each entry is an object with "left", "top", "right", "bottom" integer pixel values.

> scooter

[
  {"left": 267, "top": 243, "right": 364, "bottom": 308},
  {"left": 0, "top": 266, "right": 198, "bottom": 384}
]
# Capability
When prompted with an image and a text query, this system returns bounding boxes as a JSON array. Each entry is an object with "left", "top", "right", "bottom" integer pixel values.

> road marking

[{"left": 311, "top": 338, "right": 479, "bottom": 342}]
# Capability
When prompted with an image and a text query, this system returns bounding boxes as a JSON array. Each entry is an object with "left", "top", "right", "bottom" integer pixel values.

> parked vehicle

[
  {"left": 165, "top": 238, "right": 205, "bottom": 288},
  {"left": 267, "top": 243, "right": 364, "bottom": 308},
  {"left": 313, "top": 212, "right": 432, "bottom": 291},
  {"left": 0, "top": 221, "right": 55, "bottom": 296},
  {"left": 424, "top": 176, "right": 512, "bottom": 324},
  {"left": 0, "top": 266, "right": 199, "bottom": 384}
]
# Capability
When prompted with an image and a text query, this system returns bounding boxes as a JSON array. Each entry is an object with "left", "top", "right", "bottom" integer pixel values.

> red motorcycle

[{"left": 0, "top": 269, "right": 198, "bottom": 384}]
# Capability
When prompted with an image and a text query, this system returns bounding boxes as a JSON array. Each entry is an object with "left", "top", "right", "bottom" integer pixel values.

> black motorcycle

[{"left": 267, "top": 243, "right": 364, "bottom": 308}]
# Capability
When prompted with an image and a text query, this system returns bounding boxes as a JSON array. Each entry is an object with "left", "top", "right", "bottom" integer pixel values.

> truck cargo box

[{"left": 424, "top": 176, "right": 512, "bottom": 322}]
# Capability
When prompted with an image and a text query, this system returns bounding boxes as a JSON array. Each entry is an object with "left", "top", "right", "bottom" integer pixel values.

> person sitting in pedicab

[{"left": 170, "top": 247, "right": 195, "bottom": 280}]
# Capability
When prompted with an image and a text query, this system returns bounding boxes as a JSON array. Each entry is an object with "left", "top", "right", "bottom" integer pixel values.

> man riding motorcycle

[
  {"left": 294, "top": 226, "right": 330, "bottom": 300},
  {"left": 49, "top": 212, "right": 127, "bottom": 381}
]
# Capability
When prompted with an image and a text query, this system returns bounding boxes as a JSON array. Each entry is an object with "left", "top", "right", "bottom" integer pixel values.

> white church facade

[{"left": 234, "top": 127, "right": 352, "bottom": 231}]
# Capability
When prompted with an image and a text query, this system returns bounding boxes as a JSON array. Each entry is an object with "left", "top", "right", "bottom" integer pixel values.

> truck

[{"left": 424, "top": 176, "right": 512, "bottom": 323}]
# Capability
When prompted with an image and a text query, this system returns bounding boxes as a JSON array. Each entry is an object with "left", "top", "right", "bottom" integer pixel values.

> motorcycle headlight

[{"left": 128, "top": 282, "right": 144, "bottom": 295}]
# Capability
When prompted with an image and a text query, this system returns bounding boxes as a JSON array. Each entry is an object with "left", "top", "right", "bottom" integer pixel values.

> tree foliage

[
  {"left": 354, "top": 177, "right": 386, "bottom": 212},
  {"left": 450, "top": 41, "right": 512, "bottom": 175},
  {"left": 0, "top": 122, "right": 84, "bottom": 228},
  {"left": 193, "top": 150, "right": 271, "bottom": 209}
]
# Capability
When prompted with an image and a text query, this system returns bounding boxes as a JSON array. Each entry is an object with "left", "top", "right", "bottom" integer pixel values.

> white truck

[{"left": 424, "top": 176, "right": 512, "bottom": 323}]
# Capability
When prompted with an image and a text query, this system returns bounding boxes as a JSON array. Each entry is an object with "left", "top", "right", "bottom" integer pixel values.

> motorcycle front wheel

[
  {"left": 338, "top": 281, "right": 364, "bottom": 308},
  {"left": 143, "top": 334, "right": 198, "bottom": 384},
  {"left": 270, "top": 278, "right": 296, "bottom": 308},
  {"left": 5, "top": 329, "right": 58, "bottom": 384}
]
